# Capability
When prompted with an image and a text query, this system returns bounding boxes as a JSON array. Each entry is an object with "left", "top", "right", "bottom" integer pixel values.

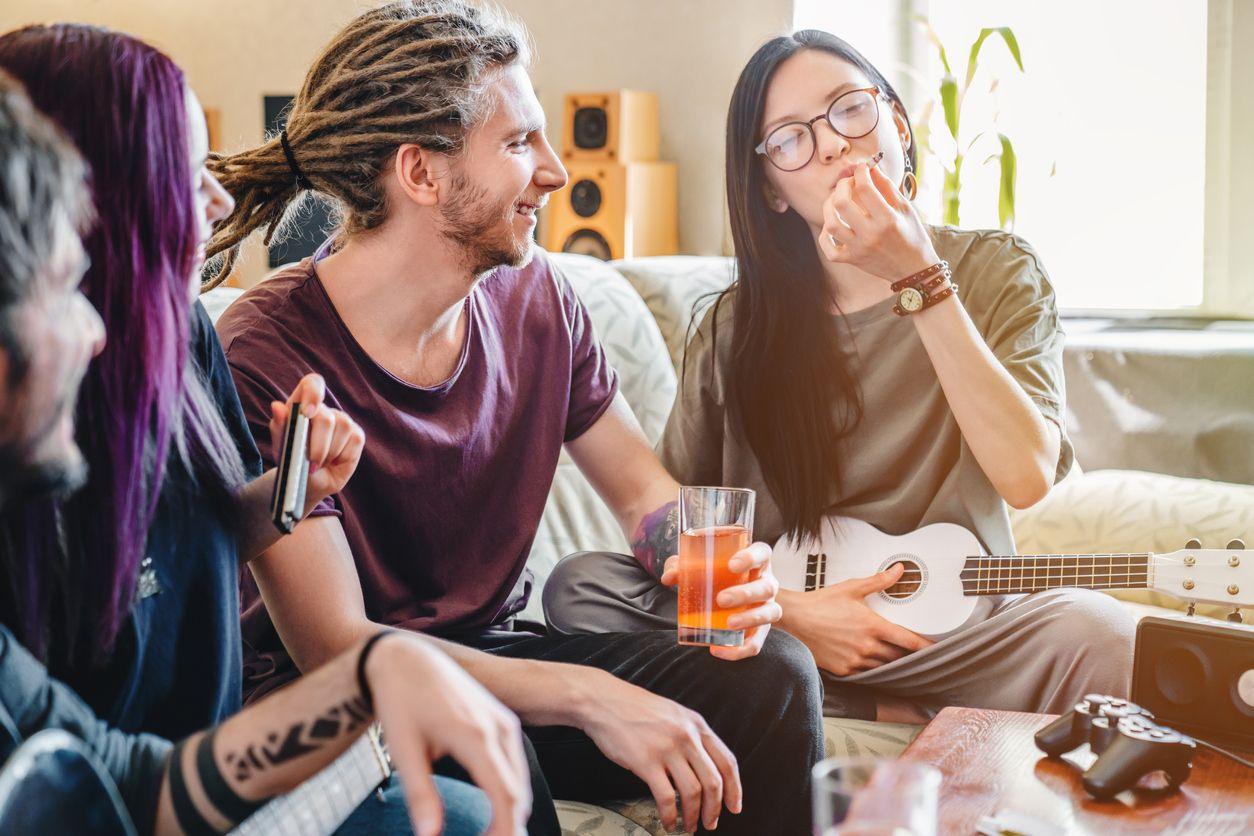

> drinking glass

[
  {"left": 812, "top": 757, "right": 940, "bottom": 836},
  {"left": 676, "top": 486, "right": 755, "bottom": 647}
]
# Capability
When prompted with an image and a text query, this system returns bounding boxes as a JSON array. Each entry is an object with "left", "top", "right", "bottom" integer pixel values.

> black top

[{"left": 51, "top": 301, "right": 263, "bottom": 739}]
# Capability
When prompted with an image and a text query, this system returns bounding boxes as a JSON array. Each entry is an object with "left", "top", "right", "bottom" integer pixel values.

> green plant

[{"left": 916, "top": 21, "right": 1023, "bottom": 229}]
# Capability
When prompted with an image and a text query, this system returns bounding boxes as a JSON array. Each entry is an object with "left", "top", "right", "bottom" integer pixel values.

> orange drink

[{"left": 677, "top": 487, "right": 755, "bottom": 647}]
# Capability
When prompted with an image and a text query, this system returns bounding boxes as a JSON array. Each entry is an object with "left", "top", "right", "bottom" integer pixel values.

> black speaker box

[{"left": 1132, "top": 615, "right": 1254, "bottom": 750}]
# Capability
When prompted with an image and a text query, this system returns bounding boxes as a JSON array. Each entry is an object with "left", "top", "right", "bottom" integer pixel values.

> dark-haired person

[
  {"left": 0, "top": 23, "right": 519, "bottom": 835},
  {"left": 0, "top": 64, "right": 524, "bottom": 836},
  {"left": 211, "top": 2, "right": 822, "bottom": 834},
  {"left": 545, "top": 30, "right": 1135, "bottom": 725}
]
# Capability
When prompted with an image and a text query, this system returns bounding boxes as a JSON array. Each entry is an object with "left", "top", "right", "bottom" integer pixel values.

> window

[{"left": 795, "top": 0, "right": 1248, "bottom": 317}]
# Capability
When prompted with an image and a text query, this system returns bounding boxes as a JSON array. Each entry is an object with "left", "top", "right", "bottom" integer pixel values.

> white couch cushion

[{"left": 611, "top": 256, "right": 735, "bottom": 372}]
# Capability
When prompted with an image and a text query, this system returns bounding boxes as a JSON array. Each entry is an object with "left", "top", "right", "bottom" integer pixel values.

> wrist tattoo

[
  {"left": 631, "top": 500, "right": 679, "bottom": 579},
  {"left": 224, "top": 695, "right": 369, "bottom": 783}
]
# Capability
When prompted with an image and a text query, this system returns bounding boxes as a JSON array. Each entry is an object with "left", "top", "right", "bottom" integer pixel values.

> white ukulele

[{"left": 773, "top": 517, "right": 1253, "bottom": 640}]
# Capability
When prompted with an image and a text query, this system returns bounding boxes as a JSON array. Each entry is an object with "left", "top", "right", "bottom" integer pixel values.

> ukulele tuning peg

[
  {"left": 1185, "top": 538, "right": 1202, "bottom": 550},
  {"left": 1226, "top": 539, "right": 1246, "bottom": 550}
]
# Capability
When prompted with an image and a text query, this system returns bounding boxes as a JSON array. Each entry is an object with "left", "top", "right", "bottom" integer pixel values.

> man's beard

[
  {"left": 439, "top": 174, "right": 535, "bottom": 275},
  {"left": 0, "top": 439, "right": 87, "bottom": 505},
  {"left": 0, "top": 390, "right": 88, "bottom": 507}
]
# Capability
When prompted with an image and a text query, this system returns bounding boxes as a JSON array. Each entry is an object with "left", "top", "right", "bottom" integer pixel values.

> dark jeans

[{"left": 451, "top": 625, "right": 825, "bottom": 836}]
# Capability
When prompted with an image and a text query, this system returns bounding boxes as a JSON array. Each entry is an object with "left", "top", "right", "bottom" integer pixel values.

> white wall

[{"left": 0, "top": 0, "right": 793, "bottom": 284}]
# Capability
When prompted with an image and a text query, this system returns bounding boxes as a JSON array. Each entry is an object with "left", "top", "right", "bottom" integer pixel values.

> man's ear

[{"left": 393, "top": 143, "right": 444, "bottom": 207}]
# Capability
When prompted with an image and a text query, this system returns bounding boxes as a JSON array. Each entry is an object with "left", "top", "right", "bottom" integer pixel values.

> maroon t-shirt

[{"left": 216, "top": 249, "right": 618, "bottom": 700}]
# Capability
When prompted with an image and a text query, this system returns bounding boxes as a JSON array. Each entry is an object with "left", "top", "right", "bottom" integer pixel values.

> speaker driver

[
  {"left": 572, "top": 107, "right": 608, "bottom": 150},
  {"left": 1154, "top": 643, "right": 1208, "bottom": 706},
  {"left": 570, "top": 179, "right": 602, "bottom": 218},
  {"left": 562, "top": 229, "right": 612, "bottom": 260}
]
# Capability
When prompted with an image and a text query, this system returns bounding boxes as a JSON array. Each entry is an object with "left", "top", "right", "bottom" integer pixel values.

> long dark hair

[
  {"left": 0, "top": 25, "right": 247, "bottom": 664},
  {"left": 714, "top": 30, "right": 917, "bottom": 541}
]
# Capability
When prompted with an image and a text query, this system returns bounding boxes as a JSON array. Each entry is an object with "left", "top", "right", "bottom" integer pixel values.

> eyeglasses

[{"left": 755, "top": 87, "right": 883, "bottom": 172}]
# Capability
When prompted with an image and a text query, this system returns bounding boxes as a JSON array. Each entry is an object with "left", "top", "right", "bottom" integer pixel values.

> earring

[{"left": 901, "top": 154, "right": 918, "bottom": 201}]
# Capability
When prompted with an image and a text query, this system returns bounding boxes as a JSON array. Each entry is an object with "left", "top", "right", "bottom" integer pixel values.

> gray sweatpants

[{"left": 542, "top": 550, "right": 1137, "bottom": 721}]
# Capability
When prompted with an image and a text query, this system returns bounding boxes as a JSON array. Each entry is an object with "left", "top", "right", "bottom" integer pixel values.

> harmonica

[{"left": 270, "top": 408, "right": 310, "bottom": 534}]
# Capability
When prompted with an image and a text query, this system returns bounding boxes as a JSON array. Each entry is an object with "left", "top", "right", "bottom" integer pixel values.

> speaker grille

[
  {"left": 570, "top": 179, "right": 602, "bottom": 218},
  {"left": 561, "top": 229, "right": 612, "bottom": 260},
  {"left": 572, "top": 107, "right": 608, "bottom": 150}
]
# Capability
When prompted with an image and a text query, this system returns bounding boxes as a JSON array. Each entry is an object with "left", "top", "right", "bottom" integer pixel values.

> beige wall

[{"left": 0, "top": 0, "right": 792, "bottom": 285}]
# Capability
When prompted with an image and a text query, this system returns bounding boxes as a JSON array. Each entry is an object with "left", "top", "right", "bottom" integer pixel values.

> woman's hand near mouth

[{"left": 818, "top": 161, "right": 939, "bottom": 282}]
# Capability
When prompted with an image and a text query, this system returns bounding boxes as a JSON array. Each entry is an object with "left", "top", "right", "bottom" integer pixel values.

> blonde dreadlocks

[{"left": 205, "top": 0, "right": 529, "bottom": 287}]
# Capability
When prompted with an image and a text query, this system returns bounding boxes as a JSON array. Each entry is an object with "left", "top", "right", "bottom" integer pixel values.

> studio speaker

[
  {"left": 561, "top": 91, "right": 660, "bottom": 164},
  {"left": 544, "top": 160, "right": 677, "bottom": 261},
  {"left": 1132, "top": 614, "right": 1254, "bottom": 750}
]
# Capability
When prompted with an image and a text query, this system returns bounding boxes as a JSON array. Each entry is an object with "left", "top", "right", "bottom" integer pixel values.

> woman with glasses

[{"left": 544, "top": 30, "right": 1135, "bottom": 725}]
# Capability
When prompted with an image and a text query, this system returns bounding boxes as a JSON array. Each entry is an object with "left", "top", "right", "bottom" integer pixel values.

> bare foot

[{"left": 875, "top": 695, "right": 932, "bottom": 724}]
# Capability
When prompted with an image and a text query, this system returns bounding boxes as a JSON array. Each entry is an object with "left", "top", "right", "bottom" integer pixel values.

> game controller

[{"left": 1034, "top": 694, "right": 1197, "bottom": 800}]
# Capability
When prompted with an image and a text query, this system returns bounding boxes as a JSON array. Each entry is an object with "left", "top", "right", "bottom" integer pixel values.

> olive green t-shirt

[{"left": 657, "top": 226, "right": 1074, "bottom": 554}]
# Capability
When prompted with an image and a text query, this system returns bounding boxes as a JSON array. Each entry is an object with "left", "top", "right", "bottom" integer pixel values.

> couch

[{"left": 202, "top": 253, "right": 1254, "bottom": 836}]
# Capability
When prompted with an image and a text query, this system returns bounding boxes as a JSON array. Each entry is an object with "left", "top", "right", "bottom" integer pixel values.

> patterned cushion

[
  {"left": 521, "top": 253, "right": 678, "bottom": 623},
  {"left": 610, "top": 256, "right": 735, "bottom": 372}
]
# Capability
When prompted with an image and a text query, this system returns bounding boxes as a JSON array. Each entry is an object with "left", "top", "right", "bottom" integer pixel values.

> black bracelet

[
  {"left": 167, "top": 738, "right": 218, "bottom": 836},
  {"left": 195, "top": 728, "right": 267, "bottom": 826},
  {"left": 356, "top": 630, "right": 395, "bottom": 712}
]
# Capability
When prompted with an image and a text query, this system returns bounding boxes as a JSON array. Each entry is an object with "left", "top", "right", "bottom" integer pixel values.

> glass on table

[
  {"left": 676, "top": 486, "right": 755, "bottom": 647},
  {"left": 812, "top": 756, "right": 940, "bottom": 836}
]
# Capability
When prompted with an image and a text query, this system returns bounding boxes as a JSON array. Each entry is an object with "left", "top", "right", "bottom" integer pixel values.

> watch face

[{"left": 899, "top": 287, "right": 925, "bottom": 312}]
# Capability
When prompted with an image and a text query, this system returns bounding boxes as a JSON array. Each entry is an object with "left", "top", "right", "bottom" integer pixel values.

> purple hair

[{"left": 0, "top": 24, "right": 245, "bottom": 663}]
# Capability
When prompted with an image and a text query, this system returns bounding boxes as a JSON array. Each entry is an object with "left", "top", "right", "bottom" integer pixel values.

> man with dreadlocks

[{"left": 211, "top": 2, "right": 823, "bottom": 834}]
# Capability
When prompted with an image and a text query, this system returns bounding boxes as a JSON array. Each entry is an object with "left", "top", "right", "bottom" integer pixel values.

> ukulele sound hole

[{"left": 884, "top": 559, "right": 924, "bottom": 599}]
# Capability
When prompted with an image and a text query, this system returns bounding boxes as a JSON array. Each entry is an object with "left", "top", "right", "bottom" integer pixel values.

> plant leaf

[
  {"left": 941, "top": 75, "right": 959, "bottom": 140},
  {"left": 965, "top": 27, "right": 1024, "bottom": 89},
  {"left": 915, "top": 15, "right": 952, "bottom": 76},
  {"left": 997, "top": 133, "right": 1017, "bottom": 229}
]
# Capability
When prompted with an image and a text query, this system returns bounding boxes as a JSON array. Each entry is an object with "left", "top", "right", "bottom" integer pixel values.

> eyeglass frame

[{"left": 754, "top": 86, "right": 885, "bottom": 172}]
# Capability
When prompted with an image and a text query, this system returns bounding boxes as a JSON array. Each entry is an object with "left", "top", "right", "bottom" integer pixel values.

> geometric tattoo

[
  {"left": 630, "top": 500, "right": 679, "bottom": 580},
  {"left": 224, "top": 695, "right": 370, "bottom": 783}
]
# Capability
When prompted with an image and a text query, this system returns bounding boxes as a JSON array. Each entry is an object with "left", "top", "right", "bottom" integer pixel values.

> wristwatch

[{"left": 897, "top": 286, "right": 926, "bottom": 313}]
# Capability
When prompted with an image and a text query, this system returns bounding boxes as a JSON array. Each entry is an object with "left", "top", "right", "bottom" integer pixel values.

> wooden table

[{"left": 898, "top": 707, "right": 1253, "bottom": 835}]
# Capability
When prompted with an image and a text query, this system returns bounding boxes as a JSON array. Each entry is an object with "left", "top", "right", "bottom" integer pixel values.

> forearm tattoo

[
  {"left": 631, "top": 500, "right": 679, "bottom": 579},
  {"left": 224, "top": 694, "right": 370, "bottom": 783},
  {"left": 166, "top": 695, "right": 372, "bottom": 835}
]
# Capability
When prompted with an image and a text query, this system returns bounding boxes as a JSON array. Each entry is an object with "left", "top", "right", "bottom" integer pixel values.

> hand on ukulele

[
  {"left": 782, "top": 562, "right": 934, "bottom": 677},
  {"left": 659, "top": 542, "right": 783, "bottom": 662},
  {"left": 267, "top": 373, "right": 365, "bottom": 515},
  {"left": 817, "top": 162, "right": 940, "bottom": 282}
]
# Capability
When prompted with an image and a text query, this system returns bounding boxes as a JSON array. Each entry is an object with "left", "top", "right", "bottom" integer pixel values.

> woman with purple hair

[{"left": 0, "top": 22, "right": 510, "bottom": 836}]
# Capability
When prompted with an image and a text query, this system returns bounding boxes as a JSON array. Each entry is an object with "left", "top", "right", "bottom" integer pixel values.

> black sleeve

[
  {"left": 192, "top": 300, "right": 264, "bottom": 480},
  {"left": 0, "top": 626, "right": 171, "bottom": 835}
]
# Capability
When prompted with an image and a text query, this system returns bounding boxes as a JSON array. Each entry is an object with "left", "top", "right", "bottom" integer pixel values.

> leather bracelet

[
  {"left": 918, "top": 273, "right": 950, "bottom": 295},
  {"left": 890, "top": 260, "right": 949, "bottom": 293},
  {"left": 356, "top": 630, "right": 395, "bottom": 712},
  {"left": 920, "top": 282, "right": 959, "bottom": 310}
]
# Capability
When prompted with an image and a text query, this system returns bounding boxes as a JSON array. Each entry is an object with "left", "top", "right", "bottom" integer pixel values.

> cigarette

[{"left": 869, "top": 150, "right": 884, "bottom": 167}]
